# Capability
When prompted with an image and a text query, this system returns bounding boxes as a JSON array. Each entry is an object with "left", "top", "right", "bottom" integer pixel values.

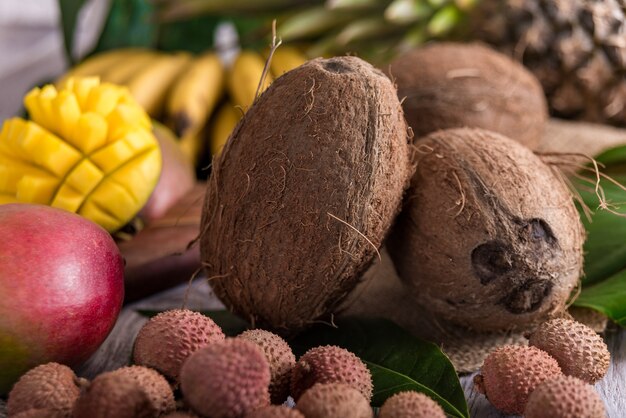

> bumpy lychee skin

[
  {"left": 73, "top": 371, "right": 157, "bottom": 418},
  {"left": 378, "top": 391, "right": 446, "bottom": 418},
  {"left": 245, "top": 405, "right": 305, "bottom": 418},
  {"left": 133, "top": 309, "right": 225, "bottom": 381},
  {"left": 12, "top": 409, "right": 66, "bottom": 418},
  {"left": 109, "top": 366, "right": 175, "bottom": 415},
  {"left": 525, "top": 375, "right": 605, "bottom": 418},
  {"left": 291, "top": 345, "right": 372, "bottom": 401},
  {"left": 474, "top": 345, "right": 562, "bottom": 415},
  {"left": 7, "top": 363, "right": 85, "bottom": 417},
  {"left": 295, "top": 383, "right": 373, "bottom": 418},
  {"left": 529, "top": 318, "right": 610, "bottom": 384},
  {"left": 239, "top": 329, "right": 296, "bottom": 404},
  {"left": 161, "top": 413, "right": 198, "bottom": 418},
  {"left": 180, "top": 338, "right": 271, "bottom": 418}
]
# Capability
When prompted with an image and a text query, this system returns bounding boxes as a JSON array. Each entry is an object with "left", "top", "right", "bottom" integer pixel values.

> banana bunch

[
  {"left": 57, "top": 46, "right": 308, "bottom": 166},
  {"left": 154, "top": 0, "right": 478, "bottom": 63}
]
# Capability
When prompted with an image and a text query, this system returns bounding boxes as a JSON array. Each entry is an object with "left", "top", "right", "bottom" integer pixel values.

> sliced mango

[
  {"left": 52, "top": 184, "right": 87, "bottom": 213},
  {"left": 63, "top": 159, "right": 103, "bottom": 196},
  {"left": 15, "top": 175, "right": 59, "bottom": 204},
  {"left": 52, "top": 91, "right": 81, "bottom": 141},
  {"left": 108, "top": 147, "right": 161, "bottom": 201},
  {"left": 1, "top": 77, "right": 161, "bottom": 231},
  {"left": 70, "top": 112, "right": 108, "bottom": 154},
  {"left": 89, "top": 139, "right": 136, "bottom": 173}
]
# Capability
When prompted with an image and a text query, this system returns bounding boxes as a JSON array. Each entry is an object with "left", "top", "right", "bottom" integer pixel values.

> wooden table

[{"left": 2, "top": 279, "right": 623, "bottom": 418}]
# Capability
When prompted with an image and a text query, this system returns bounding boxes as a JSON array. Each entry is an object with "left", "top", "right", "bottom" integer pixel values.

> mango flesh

[
  {"left": 0, "top": 204, "right": 124, "bottom": 394},
  {"left": 0, "top": 77, "right": 161, "bottom": 232}
]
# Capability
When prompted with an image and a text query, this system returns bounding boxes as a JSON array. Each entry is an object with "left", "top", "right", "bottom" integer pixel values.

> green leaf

[
  {"left": 58, "top": 0, "right": 88, "bottom": 64},
  {"left": 574, "top": 145, "right": 626, "bottom": 285},
  {"left": 574, "top": 269, "right": 626, "bottom": 326},
  {"left": 291, "top": 317, "right": 468, "bottom": 418},
  {"left": 94, "top": 0, "right": 158, "bottom": 53},
  {"left": 136, "top": 309, "right": 248, "bottom": 336}
]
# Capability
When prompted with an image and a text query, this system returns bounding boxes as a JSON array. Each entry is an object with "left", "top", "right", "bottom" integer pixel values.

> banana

[
  {"left": 100, "top": 50, "right": 160, "bottom": 85},
  {"left": 268, "top": 46, "right": 308, "bottom": 78},
  {"left": 227, "top": 51, "right": 273, "bottom": 112},
  {"left": 166, "top": 53, "right": 225, "bottom": 137},
  {"left": 56, "top": 48, "right": 147, "bottom": 87},
  {"left": 125, "top": 52, "right": 192, "bottom": 117},
  {"left": 166, "top": 53, "right": 225, "bottom": 163},
  {"left": 209, "top": 102, "right": 240, "bottom": 157}
]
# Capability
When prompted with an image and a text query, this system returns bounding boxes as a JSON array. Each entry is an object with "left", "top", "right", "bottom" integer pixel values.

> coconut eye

[
  {"left": 471, "top": 240, "right": 514, "bottom": 284},
  {"left": 525, "top": 218, "right": 557, "bottom": 245}
]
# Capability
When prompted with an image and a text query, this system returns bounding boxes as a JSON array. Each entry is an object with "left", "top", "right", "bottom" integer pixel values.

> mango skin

[{"left": 0, "top": 204, "right": 124, "bottom": 394}]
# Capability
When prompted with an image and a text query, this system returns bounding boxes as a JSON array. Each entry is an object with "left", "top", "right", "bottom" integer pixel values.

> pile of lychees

[
  {"left": 474, "top": 317, "right": 610, "bottom": 417},
  {"left": 5, "top": 309, "right": 446, "bottom": 417}
]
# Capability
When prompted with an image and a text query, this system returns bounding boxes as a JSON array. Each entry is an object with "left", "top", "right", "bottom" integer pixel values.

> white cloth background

[{"left": 0, "top": 0, "right": 109, "bottom": 122}]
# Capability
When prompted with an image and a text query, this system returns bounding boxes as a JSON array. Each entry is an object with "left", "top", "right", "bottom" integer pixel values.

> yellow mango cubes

[{"left": 0, "top": 77, "right": 162, "bottom": 232}]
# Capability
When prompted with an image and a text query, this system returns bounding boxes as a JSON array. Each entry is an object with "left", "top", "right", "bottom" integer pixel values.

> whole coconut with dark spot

[
  {"left": 201, "top": 56, "right": 413, "bottom": 331},
  {"left": 388, "top": 128, "right": 584, "bottom": 331},
  {"left": 389, "top": 42, "right": 548, "bottom": 149}
]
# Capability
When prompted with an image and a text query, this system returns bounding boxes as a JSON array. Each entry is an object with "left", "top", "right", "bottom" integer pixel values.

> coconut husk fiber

[
  {"left": 340, "top": 248, "right": 607, "bottom": 373},
  {"left": 200, "top": 56, "right": 414, "bottom": 332},
  {"left": 341, "top": 120, "right": 623, "bottom": 373}
]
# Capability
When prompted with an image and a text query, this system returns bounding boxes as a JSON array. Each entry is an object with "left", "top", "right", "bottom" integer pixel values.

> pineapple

[
  {"left": 470, "top": 0, "right": 626, "bottom": 126},
  {"left": 155, "top": 0, "right": 625, "bottom": 126}
]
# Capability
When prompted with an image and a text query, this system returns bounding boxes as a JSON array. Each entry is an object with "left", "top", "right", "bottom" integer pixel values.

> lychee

[
  {"left": 378, "top": 391, "right": 446, "bottom": 418},
  {"left": 529, "top": 318, "right": 610, "bottom": 384},
  {"left": 525, "top": 375, "right": 605, "bottom": 418},
  {"left": 244, "top": 405, "right": 304, "bottom": 418},
  {"left": 291, "top": 345, "right": 372, "bottom": 401},
  {"left": 11, "top": 409, "right": 66, "bottom": 418},
  {"left": 474, "top": 345, "right": 562, "bottom": 414},
  {"left": 7, "top": 363, "right": 86, "bottom": 417},
  {"left": 133, "top": 309, "right": 225, "bottom": 381},
  {"left": 180, "top": 338, "right": 271, "bottom": 418},
  {"left": 72, "top": 371, "right": 157, "bottom": 418},
  {"left": 295, "top": 383, "right": 373, "bottom": 418},
  {"left": 238, "top": 329, "right": 296, "bottom": 404},
  {"left": 109, "top": 366, "right": 175, "bottom": 415}
]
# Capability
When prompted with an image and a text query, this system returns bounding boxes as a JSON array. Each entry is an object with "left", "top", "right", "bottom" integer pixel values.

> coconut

[
  {"left": 387, "top": 128, "right": 584, "bottom": 331},
  {"left": 200, "top": 56, "right": 413, "bottom": 331},
  {"left": 389, "top": 42, "right": 547, "bottom": 149}
]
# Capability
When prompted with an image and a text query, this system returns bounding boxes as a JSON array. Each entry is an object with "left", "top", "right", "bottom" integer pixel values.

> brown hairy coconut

[
  {"left": 389, "top": 42, "right": 547, "bottom": 149},
  {"left": 387, "top": 128, "right": 584, "bottom": 331},
  {"left": 201, "top": 56, "right": 413, "bottom": 331}
]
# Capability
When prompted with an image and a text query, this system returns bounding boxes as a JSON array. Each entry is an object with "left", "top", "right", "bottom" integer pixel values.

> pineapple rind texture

[
  {"left": 0, "top": 77, "right": 162, "bottom": 232},
  {"left": 472, "top": 0, "right": 626, "bottom": 126}
]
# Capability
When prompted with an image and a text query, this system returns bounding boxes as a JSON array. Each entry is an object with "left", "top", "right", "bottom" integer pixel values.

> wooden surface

[{"left": 1, "top": 279, "right": 622, "bottom": 418}]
